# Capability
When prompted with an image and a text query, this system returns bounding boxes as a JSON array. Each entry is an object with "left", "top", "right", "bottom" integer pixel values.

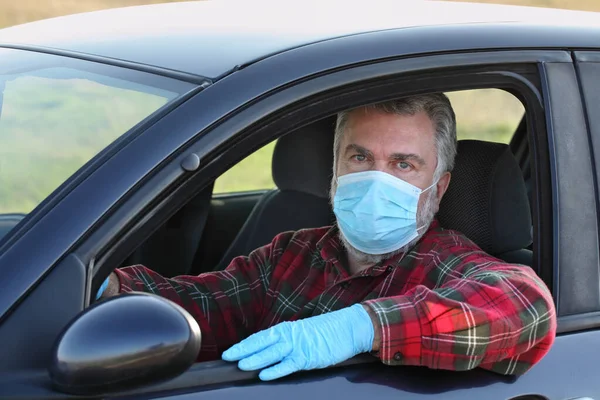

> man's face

[
  {"left": 332, "top": 108, "right": 451, "bottom": 262},
  {"left": 336, "top": 108, "right": 448, "bottom": 210}
]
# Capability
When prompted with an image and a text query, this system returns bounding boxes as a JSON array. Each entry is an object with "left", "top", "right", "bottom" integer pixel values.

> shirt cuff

[
  {"left": 362, "top": 296, "right": 423, "bottom": 366},
  {"left": 113, "top": 266, "right": 149, "bottom": 293}
]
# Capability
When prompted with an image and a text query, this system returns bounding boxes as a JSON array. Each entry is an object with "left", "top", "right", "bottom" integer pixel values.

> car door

[
  {"left": 0, "top": 33, "right": 597, "bottom": 400},
  {"left": 143, "top": 49, "right": 596, "bottom": 400},
  {"left": 75, "top": 54, "right": 569, "bottom": 399}
]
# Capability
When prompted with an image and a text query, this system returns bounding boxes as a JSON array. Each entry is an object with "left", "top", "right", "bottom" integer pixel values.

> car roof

[{"left": 0, "top": 0, "right": 599, "bottom": 80}]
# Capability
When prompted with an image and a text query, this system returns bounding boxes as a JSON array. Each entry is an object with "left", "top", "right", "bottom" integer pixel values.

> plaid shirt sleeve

[
  {"left": 363, "top": 237, "right": 556, "bottom": 376},
  {"left": 113, "top": 231, "right": 295, "bottom": 361}
]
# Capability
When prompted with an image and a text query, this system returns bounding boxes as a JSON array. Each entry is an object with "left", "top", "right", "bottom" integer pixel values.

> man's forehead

[{"left": 342, "top": 108, "right": 436, "bottom": 152}]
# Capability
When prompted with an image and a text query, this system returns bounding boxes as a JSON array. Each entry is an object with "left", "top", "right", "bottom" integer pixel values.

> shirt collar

[
  {"left": 317, "top": 219, "right": 441, "bottom": 270},
  {"left": 317, "top": 226, "right": 344, "bottom": 264}
]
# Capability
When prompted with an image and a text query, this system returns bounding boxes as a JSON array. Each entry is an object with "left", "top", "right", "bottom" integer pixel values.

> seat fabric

[{"left": 437, "top": 140, "right": 533, "bottom": 266}]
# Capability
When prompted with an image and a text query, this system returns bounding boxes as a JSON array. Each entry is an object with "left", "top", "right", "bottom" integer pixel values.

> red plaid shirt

[{"left": 115, "top": 220, "right": 556, "bottom": 375}]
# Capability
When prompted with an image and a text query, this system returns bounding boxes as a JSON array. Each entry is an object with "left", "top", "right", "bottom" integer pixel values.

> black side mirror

[{"left": 49, "top": 292, "right": 201, "bottom": 396}]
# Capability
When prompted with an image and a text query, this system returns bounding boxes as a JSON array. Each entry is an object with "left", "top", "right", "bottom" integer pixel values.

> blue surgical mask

[{"left": 333, "top": 171, "right": 437, "bottom": 255}]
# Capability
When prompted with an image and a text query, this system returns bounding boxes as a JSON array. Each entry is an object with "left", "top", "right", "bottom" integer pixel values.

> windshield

[{"left": 0, "top": 48, "right": 194, "bottom": 238}]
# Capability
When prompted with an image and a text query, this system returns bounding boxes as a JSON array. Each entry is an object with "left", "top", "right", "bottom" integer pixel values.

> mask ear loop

[
  {"left": 415, "top": 177, "right": 441, "bottom": 232},
  {"left": 420, "top": 177, "right": 440, "bottom": 195}
]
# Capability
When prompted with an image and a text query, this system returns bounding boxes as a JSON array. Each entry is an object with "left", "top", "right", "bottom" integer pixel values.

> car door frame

[
  {"left": 74, "top": 52, "right": 565, "bottom": 398},
  {"left": 91, "top": 49, "right": 598, "bottom": 399}
]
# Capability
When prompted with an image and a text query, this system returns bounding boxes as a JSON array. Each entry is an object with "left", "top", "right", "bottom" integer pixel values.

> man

[{"left": 98, "top": 93, "right": 556, "bottom": 381}]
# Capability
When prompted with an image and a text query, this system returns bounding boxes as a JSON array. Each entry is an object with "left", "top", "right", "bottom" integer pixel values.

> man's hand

[
  {"left": 221, "top": 304, "right": 375, "bottom": 381},
  {"left": 95, "top": 272, "right": 119, "bottom": 300},
  {"left": 96, "top": 277, "right": 109, "bottom": 300}
]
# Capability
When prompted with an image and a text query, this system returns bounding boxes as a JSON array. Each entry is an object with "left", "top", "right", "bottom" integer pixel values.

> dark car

[{"left": 1, "top": 0, "right": 599, "bottom": 398}]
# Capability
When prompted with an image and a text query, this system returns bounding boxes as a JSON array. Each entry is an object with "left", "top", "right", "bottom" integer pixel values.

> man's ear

[{"left": 435, "top": 171, "right": 451, "bottom": 205}]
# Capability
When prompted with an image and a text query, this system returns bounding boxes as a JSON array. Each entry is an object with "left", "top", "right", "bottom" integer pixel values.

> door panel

[
  {"left": 1, "top": 329, "right": 595, "bottom": 399},
  {"left": 0, "top": 254, "right": 85, "bottom": 372},
  {"left": 111, "top": 329, "right": 598, "bottom": 399}
]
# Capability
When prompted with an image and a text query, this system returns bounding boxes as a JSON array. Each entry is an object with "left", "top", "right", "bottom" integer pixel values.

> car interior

[{"left": 119, "top": 91, "right": 537, "bottom": 280}]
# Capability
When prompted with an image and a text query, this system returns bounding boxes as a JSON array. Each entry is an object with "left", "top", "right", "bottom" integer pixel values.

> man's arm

[
  {"left": 362, "top": 253, "right": 556, "bottom": 375},
  {"left": 98, "top": 231, "right": 293, "bottom": 361}
]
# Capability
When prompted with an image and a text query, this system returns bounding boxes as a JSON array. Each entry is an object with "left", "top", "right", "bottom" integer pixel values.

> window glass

[
  {"left": 447, "top": 88, "right": 525, "bottom": 143},
  {"left": 0, "top": 48, "right": 193, "bottom": 217}
]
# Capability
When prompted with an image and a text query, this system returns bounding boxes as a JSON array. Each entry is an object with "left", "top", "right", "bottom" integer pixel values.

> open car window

[{"left": 212, "top": 88, "right": 525, "bottom": 197}]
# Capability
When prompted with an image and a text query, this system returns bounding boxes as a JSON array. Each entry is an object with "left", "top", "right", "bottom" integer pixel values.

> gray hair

[{"left": 332, "top": 93, "right": 457, "bottom": 184}]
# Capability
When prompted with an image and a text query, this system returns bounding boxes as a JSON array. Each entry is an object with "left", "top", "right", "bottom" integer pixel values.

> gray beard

[{"left": 333, "top": 186, "right": 439, "bottom": 265}]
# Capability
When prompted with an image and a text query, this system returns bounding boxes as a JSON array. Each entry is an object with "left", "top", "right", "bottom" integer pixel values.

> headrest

[
  {"left": 272, "top": 117, "right": 336, "bottom": 198},
  {"left": 437, "top": 140, "right": 532, "bottom": 255}
]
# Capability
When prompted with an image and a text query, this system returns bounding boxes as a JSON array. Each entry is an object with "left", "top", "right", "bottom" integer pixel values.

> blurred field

[
  {"left": 0, "top": 0, "right": 598, "bottom": 29},
  {"left": 446, "top": 0, "right": 600, "bottom": 11},
  {"left": 0, "top": 0, "right": 193, "bottom": 29},
  {"left": 0, "top": 0, "right": 594, "bottom": 212}
]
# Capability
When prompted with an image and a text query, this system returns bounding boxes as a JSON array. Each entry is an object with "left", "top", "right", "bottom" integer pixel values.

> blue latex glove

[
  {"left": 95, "top": 277, "right": 109, "bottom": 300},
  {"left": 222, "top": 304, "right": 374, "bottom": 381}
]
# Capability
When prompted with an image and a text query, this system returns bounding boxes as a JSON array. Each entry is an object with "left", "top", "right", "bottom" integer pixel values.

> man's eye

[
  {"left": 352, "top": 154, "right": 367, "bottom": 162},
  {"left": 397, "top": 161, "right": 411, "bottom": 170}
]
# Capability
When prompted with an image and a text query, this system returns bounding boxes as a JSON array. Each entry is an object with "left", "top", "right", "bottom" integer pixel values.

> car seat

[
  {"left": 437, "top": 139, "right": 533, "bottom": 266},
  {"left": 214, "top": 117, "right": 337, "bottom": 270}
]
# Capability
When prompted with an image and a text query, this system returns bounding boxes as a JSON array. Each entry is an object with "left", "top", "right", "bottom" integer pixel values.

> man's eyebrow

[
  {"left": 390, "top": 153, "right": 426, "bottom": 166},
  {"left": 344, "top": 144, "right": 373, "bottom": 157}
]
